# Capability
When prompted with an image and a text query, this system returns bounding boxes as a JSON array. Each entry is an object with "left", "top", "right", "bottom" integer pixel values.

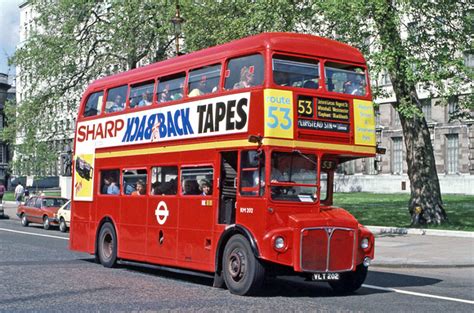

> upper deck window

[
  {"left": 130, "top": 81, "right": 154, "bottom": 108},
  {"left": 224, "top": 54, "right": 264, "bottom": 90},
  {"left": 105, "top": 85, "right": 127, "bottom": 113},
  {"left": 83, "top": 91, "right": 103, "bottom": 117},
  {"left": 325, "top": 62, "right": 367, "bottom": 96},
  {"left": 157, "top": 73, "right": 185, "bottom": 103},
  {"left": 188, "top": 64, "right": 221, "bottom": 97},
  {"left": 272, "top": 56, "right": 319, "bottom": 89}
]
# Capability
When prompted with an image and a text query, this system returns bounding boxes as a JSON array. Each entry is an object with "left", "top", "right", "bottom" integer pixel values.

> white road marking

[
  {"left": 363, "top": 284, "right": 474, "bottom": 305},
  {"left": 0, "top": 227, "right": 69, "bottom": 240}
]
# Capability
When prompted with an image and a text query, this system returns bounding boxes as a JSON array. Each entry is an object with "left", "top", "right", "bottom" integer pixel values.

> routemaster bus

[{"left": 70, "top": 32, "right": 377, "bottom": 296}]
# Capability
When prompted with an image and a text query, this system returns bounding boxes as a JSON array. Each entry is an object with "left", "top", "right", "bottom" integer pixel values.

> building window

[
  {"left": 392, "top": 137, "right": 403, "bottom": 174},
  {"left": 464, "top": 52, "right": 474, "bottom": 68},
  {"left": 375, "top": 107, "right": 381, "bottom": 126},
  {"left": 447, "top": 96, "right": 458, "bottom": 120},
  {"left": 392, "top": 107, "right": 401, "bottom": 127},
  {"left": 421, "top": 99, "right": 431, "bottom": 122},
  {"left": 446, "top": 134, "right": 459, "bottom": 174},
  {"left": 379, "top": 70, "right": 391, "bottom": 86}
]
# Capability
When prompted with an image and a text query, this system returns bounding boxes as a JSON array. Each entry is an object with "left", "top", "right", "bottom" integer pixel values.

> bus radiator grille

[{"left": 300, "top": 227, "right": 356, "bottom": 272}]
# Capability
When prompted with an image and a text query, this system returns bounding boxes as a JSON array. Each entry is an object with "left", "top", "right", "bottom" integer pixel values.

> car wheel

[
  {"left": 222, "top": 234, "right": 265, "bottom": 296},
  {"left": 329, "top": 263, "right": 368, "bottom": 294},
  {"left": 59, "top": 218, "right": 67, "bottom": 232},
  {"left": 43, "top": 216, "right": 50, "bottom": 230},
  {"left": 20, "top": 213, "right": 29, "bottom": 227},
  {"left": 98, "top": 222, "right": 117, "bottom": 268}
]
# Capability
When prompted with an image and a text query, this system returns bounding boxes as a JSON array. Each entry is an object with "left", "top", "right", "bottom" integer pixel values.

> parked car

[
  {"left": 56, "top": 200, "right": 71, "bottom": 232},
  {"left": 17, "top": 196, "right": 69, "bottom": 230}
]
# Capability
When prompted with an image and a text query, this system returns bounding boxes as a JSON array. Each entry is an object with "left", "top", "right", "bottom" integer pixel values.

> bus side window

[
  {"left": 83, "top": 91, "right": 103, "bottom": 117},
  {"left": 157, "top": 73, "right": 185, "bottom": 103},
  {"left": 181, "top": 167, "right": 214, "bottom": 196},
  {"left": 123, "top": 169, "right": 148, "bottom": 195},
  {"left": 151, "top": 166, "right": 178, "bottom": 195},
  {"left": 240, "top": 150, "right": 265, "bottom": 196},
  {"left": 105, "top": 85, "right": 128, "bottom": 114},
  {"left": 224, "top": 54, "right": 264, "bottom": 90},
  {"left": 129, "top": 81, "right": 154, "bottom": 109},
  {"left": 188, "top": 64, "right": 221, "bottom": 97}
]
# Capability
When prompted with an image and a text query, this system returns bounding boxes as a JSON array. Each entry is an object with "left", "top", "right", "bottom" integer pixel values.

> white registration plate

[{"left": 312, "top": 273, "right": 340, "bottom": 281}]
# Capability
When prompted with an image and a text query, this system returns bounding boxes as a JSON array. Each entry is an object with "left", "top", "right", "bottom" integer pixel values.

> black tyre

[
  {"left": 97, "top": 222, "right": 117, "bottom": 268},
  {"left": 20, "top": 213, "right": 29, "bottom": 227},
  {"left": 329, "top": 263, "right": 368, "bottom": 294},
  {"left": 222, "top": 234, "right": 265, "bottom": 296},
  {"left": 43, "top": 216, "right": 50, "bottom": 230},
  {"left": 59, "top": 218, "right": 67, "bottom": 232}
]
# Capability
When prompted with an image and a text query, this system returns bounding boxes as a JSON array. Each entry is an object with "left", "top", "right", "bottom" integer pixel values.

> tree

[
  {"left": 307, "top": 0, "right": 472, "bottom": 225},
  {"left": 183, "top": 0, "right": 472, "bottom": 225},
  {"left": 6, "top": 0, "right": 177, "bottom": 176}
]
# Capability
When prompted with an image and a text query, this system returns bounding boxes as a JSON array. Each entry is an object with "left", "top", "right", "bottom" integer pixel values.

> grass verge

[
  {"left": 333, "top": 192, "right": 474, "bottom": 232},
  {"left": 3, "top": 190, "right": 61, "bottom": 202}
]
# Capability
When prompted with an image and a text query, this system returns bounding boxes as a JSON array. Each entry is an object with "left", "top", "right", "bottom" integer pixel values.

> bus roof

[{"left": 87, "top": 32, "right": 366, "bottom": 91}]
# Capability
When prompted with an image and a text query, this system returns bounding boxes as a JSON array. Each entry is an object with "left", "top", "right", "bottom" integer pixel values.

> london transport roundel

[{"left": 155, "top": 201, "right": 169, "bottom": 225}]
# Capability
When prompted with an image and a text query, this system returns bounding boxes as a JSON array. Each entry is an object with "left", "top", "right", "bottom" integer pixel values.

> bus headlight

[
  {"left": 360, "top": 238, "right": 369, "bottom": 249},
  {"left": 274, "top": 236, "right": 286, "bottom": 251}
]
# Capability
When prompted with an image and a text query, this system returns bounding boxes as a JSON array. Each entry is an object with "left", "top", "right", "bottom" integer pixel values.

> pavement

[{"left": 2, "top": 201, "right": 473, "bottom": 268}]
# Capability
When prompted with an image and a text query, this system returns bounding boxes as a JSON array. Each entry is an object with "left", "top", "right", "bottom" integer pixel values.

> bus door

[
  {"left": 218, "top": 151, "right": 238, "bottom": 224},
  {"left": 236, "top": 150, "right": 266, "bottom": 229},
  {"left": 178, "top": 165, "right": 215, "bottom": 268},
  {"left": 120, "top": 169, "right": 148, "bottom": 257},
  {"left": 147, "top": 166, "right": 179, "bottom": 263}
]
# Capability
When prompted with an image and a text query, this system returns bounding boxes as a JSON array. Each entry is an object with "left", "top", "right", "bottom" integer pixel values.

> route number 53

[
  {"left": 267, "top": 106, "right": 292, "bottom": 130},
  {"left": 297, "top": 97, "right": 313, "bottom": 118}
]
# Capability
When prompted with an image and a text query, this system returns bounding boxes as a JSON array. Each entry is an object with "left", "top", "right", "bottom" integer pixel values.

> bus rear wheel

[
  {"left": 98, "top": 222, "right": 117, "bottom": 268},
  {"left": 222, "top": 234, "right": 265, "bottom": 296},
  {"left": 329, "top": 263, "right": 368, "bottom": 294}
]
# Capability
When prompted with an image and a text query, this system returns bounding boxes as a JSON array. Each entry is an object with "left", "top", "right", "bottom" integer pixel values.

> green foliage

[{"left": 6, "top": 0, "right": 177, "bottom": 176}]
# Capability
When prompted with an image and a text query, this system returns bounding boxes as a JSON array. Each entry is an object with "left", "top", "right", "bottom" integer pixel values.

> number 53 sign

[{"left": 264, "top": 89, "right": 294, "bottom": 139}]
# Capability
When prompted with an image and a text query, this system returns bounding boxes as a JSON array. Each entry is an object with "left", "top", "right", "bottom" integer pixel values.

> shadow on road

[{"left": 79, "top": 258, "right": 442, "bottom": 298}]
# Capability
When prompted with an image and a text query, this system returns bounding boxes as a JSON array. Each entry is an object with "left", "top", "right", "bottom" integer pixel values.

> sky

[{"left": 0, "top": 0, "right": 23, "bottom": 82}]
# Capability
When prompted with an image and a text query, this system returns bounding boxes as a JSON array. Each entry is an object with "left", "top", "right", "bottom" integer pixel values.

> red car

[{"left": 17, "top": 196, "right": 69, "bottom": 230}]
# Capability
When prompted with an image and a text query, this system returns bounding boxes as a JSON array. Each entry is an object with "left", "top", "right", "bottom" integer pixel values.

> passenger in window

[
  {"left": 159, "top": 84, "right": 170, "bottom": 102},
  {"left": 130, "top": 91, "right": 139, "bottom": 108},
  {"left": 138, "top": 91, "right": 152, "bottom": 106},
  {"left": 171, "top": 82, "right": 184, "bottom": 100},
  {"left": 233, "top": 66, "right": 254, "bottom": 89},
  {"left": 199, "top": 180, "right": 212, "bottom": 196},
  {"left": 274, "top": 71, "right": 290, "bottom": 86},
  {"left": 189, "top": 76, "right": 207, "bottom": 97},
  {"left": 303, "top": 80, "right": 319, "bottom": 89},
  {"left": 343, "top": 74, "right": 366, "bottom": 95},
  {"left": 104, "top": 176, "right": 120, "bottom": 195},
  {"left": 182, "top": 179, "right": 199, "bottom": 195},
  {"left": 107, "top": 95, "right": 124, "bottom": 113},
  {"left": 131, "top": 180, "right": 146, "bottom": 195}
]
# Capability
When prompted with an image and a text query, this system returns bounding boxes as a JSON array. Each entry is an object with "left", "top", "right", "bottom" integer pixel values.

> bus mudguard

[{"left": 214, "top": 224, "right": 260, "bottom": 272}]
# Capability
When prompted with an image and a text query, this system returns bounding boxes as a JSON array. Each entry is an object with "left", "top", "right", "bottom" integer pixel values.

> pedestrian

[
  {"left": 15, "top": 182, "right": 25, "bottom": 205},
  {"left": 0, "top": 181, "right": 5, "bottom": 203}
]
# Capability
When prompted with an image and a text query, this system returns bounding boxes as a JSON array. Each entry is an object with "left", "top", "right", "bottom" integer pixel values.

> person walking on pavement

[
  {"left": 0, "top": 181, "right": 5, "bottom": 203},
  {"left": 15, "top": 182, "right": 25, "bottom": 205}
]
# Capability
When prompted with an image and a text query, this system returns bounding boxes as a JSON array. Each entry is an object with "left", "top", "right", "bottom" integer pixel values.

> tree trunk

[
  {"left": 371, "top": 1, "right": 448, "bottom": 225},
  {"left": 398, "top": 109, "right": 447, "bottom": 225}
]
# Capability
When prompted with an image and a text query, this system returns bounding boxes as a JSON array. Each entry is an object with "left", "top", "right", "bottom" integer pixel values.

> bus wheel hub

[{"left": 228, "top": 250, "right": 246, "bottom": 279}]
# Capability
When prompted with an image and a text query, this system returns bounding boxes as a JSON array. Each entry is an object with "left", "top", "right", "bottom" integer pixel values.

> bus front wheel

[
  {"left": 222, "top": 234, "right": 265, "bottom": 296},
  {"left": 98, "top": 222, "right": 117, "bottom": 268},
  {"left": 329, "top": 263, "right": 368, "bottom": 294}
]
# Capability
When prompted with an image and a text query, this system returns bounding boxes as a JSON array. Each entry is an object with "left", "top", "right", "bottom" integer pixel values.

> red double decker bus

[{"left": 70, "top": 32, "right": 376, "bottom": 295}]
